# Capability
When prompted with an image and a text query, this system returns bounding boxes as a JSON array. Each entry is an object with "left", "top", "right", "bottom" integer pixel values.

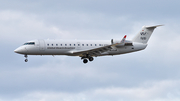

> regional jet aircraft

[{"left": 14, "top": 25, "right": 162, "bottom": 63}]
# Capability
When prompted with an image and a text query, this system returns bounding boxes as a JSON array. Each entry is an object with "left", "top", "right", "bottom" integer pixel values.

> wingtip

[{"left": 124, "top": 35, "right": 127, "bottom": 38}]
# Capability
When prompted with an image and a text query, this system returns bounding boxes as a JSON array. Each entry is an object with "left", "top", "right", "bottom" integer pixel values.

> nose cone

[
  {"left": 14, "top": 47, "right": 27, "bottom": 54},
  {"left": 14, "top": 48, "right": 20, "bottom": 53},
  {"left": 14, "top": 47, "right": 21, "bottom": 54}
]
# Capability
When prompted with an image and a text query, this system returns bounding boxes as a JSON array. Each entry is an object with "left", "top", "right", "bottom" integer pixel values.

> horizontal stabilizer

[{"left": 145, "top": 25, "right": 164, "bottom": 29}]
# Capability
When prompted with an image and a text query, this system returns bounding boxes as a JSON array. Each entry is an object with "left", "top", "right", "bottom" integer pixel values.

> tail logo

[
  {"left": 140, "top": 32, "right": 148, "bottom": 35},
  {"left": 141, "top": 37, "right": 146, "bottom": 40},
  {"left": 140, "top": 32, "right": 148, "bottom": 40}
]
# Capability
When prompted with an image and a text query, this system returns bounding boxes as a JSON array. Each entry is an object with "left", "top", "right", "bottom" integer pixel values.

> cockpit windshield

[{"left": 23, "top": 42, "right": 35, "bottom": 45}]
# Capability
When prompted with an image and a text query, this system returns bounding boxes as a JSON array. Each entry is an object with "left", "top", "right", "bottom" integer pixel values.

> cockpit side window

[{"left": 23, "top": 42, "right": 35, "bottom": 45}]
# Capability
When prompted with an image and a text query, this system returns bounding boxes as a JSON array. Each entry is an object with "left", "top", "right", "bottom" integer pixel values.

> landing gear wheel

[
  {"left": 24, "top": 54, "right": 28, "bottom": 62},
  {"left": 89, "top": 57, "right": 94, "bottom": 61},
  {"left": 25, "top": 59, "right": 28, "bottom": 62},
  {"left": 83, "top": 59, "right": 88, "bottom": 64}
]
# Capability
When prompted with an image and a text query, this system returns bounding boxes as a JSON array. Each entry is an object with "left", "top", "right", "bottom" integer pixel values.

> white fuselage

[
  {"left": 14, "top": 25, "right": 161, "bottom": 63},
  {"left": 14, "top": 39, "right": 147, "bottom": 56}
]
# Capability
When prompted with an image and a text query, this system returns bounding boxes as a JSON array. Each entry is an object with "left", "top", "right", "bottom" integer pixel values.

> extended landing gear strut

[
  {"left": 82, "top": 55, "right": 94, "bottom": 64},
  {"left": 24, "top": 54, "right": 28, "bottom": 62}
]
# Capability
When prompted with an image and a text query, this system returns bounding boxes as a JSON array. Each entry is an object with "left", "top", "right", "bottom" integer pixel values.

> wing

[{"left": 70, "top": 35, "right": 127, "bottom": 57}]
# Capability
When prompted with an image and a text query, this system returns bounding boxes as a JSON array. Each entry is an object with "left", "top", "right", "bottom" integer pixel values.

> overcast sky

[{"left": 1, "top": 0, "right": 180, "bottom": 101}]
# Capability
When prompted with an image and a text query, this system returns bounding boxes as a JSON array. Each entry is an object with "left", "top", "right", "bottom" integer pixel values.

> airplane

[{"left": 14, "top": 25, "right": 162, "bottom": 64}]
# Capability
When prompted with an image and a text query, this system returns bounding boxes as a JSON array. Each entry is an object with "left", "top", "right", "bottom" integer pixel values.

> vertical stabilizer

[{"left": 132, "top": 25, "right": 163, "bottom": 43}]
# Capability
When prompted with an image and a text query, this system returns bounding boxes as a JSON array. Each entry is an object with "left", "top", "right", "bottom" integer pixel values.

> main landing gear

[
  {"left": 83, "top": 59, "right": 88, "bottom": 63},
  {"left": 24, "top": 54, "right": 28, "bottom": 62},
  {"left": 89, "top": 57, "right": 94, "bottom": 61},
  {"left": 82, "top": 56, "right": 94, "bottom": 64}
]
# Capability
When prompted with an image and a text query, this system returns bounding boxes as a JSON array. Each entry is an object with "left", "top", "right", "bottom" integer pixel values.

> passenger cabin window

[
  {"left": 70, "top": 44, "right": 71, "bottom": 46},
  {"left": 99, "top": 44, "right": 101, "bottom": 46},
  {"left": 65, "top": 44, "right": 67, "bottom": 46},
  {"left": 82, "top": 44, "right": 84, "bottom": 46},
  {"left": 47, "top": 44, "right": 49, "bottom": 46},
  {"left": 78, "top": 44, "right": 80, "bottom": 46},
  {"left": 95, "top": 44, "right": 97, "bottom": 46},
  {"left": 87, "top": 44, "right": 88, "bottom": 46},
  {"left": 61, "top": 44, "right": 62, "bottom": 46},
  {"left": 52, "top": 44, "right": 53, "bottom": 46},
  {"left": 91, "top": 44, "right": 92, "bottom": 46},
  {"left": 74, "top": 44, "right": 76, "bottom": 46},
  {"left": 56, "top": 44, "right": 58, "bottom": 46},
  {"left": 23, "top": 42, "right": 35, "bottom": 45}
]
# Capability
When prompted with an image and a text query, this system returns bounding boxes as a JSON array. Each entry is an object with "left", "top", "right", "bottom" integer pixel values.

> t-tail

[{"left": 132, "top": 25, "right": 163, "bottom": 43}]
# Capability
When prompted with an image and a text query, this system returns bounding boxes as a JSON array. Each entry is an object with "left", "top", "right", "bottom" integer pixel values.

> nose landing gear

[
  {"left": 25, "top": 59, "right": 28, "bottom": 62},
  {"left": 24, "top": 54, "right": 28, "bottom": 62}
]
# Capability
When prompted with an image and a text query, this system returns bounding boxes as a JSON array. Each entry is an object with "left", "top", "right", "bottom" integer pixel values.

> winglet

[{"left": 121, "top": 35, "right": 127, "bottom": 43}]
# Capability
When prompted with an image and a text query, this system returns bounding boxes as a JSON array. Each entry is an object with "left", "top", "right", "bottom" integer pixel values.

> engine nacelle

[
  {"left": 111, "top": 39, "right": 121, "bottom": 44},
  {"left": 111, "top": 39, "right": 124, "bottom": 47}
]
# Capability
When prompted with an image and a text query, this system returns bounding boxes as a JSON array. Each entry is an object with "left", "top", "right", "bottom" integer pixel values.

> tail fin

[{"left": 132, "top": 25, "right": 163, "bottom": 43}]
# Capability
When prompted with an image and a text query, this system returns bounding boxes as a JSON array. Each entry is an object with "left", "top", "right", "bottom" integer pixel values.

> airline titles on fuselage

[{"left": 47, "top": 47, "right": 75, "bottom": 49}]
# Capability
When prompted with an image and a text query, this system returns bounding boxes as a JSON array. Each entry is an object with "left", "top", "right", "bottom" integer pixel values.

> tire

[
  {"left": 25, "top": 59, "right": 28, "bottom": 62},
  {"left": 83, "top": 59, "right": 88, "bottom": 64},
  {"left": 89, "top": 57, "right": 94, "bottom": 61}
]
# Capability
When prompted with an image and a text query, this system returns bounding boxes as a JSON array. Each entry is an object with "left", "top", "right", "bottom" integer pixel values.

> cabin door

[{"left": 39, "top": 40, "right": 45, "bottom": 51}]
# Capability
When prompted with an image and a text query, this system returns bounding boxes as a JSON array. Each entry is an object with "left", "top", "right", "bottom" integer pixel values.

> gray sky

[{"left": 1, "top": 0, "right": 180, "bottom": 101}]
